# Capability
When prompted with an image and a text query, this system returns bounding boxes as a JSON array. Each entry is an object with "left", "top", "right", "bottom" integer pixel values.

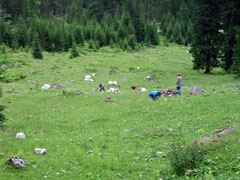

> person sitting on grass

[
  {"left": 149, "top": 91, "right": 161, "bottom": 101},
  {"left": 98, "top": 82, "right": 105, "bottom": 92}
]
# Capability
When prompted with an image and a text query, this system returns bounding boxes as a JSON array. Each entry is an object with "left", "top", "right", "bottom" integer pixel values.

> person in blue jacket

[{"left": 149, "top": 91, "right": 161, "bottom": 101}]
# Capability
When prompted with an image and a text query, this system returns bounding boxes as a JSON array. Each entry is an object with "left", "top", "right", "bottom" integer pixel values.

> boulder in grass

[
  {"left": 41, "top": 84, "right": 51, "bottom": 90},
  {"left": 8, "top": 89, "right": 14, "bottom": 93},
  {"left": 53, "top": 84, "right": 65, "bottom": 89},
  {"left": 190, "top": 87, "right": 204, "bottom": 94},
  {"left": 84, "top": 75, "right": 94, "bottom": 82},
  {"left": 106, "top": 88, "right": 119, "bottom": 93},
  {"left": 35, "top": 148, "right": 47, "bottom": 155},
  {"left": 16, "top": 132, "right": 25, "bottom": 139},
  {"left": 213, "top": 125, "right": 235, "bottom": 137},
  {"left": 138, "top": 87, "right": 147, "bottom": 92},
  {"left": 7, "top": 157, "right": 26, "bottom": 168}
]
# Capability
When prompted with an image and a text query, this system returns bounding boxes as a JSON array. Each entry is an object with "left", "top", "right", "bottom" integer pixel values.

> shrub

[
  {"left": 169, "top": 143, "right": 205, "bottom": 176},
  {"left": 0, "top": 87, "right": 6, "bottom": 126}
]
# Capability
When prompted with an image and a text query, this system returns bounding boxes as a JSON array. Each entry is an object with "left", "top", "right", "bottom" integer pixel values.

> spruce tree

[
  {"left": 191, "top": 0, "right": 221, "bottom": 73},
  {"left": 231, "top": 26, "right": 240, "bottom": 77},
  {"left": 70, "top": 39, "right": 79, "bottom": 59},
  {"left": 32, "top": 33, "right": 43, "bottom": 59}
]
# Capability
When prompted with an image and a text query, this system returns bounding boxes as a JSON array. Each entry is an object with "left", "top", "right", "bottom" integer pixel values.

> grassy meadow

[{"left": 0, "top": 43, "right": 240, "bottom": 180}]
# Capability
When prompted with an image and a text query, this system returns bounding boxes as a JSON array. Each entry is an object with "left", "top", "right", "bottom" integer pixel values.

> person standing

[{"left": 176, "top": 73, "right": 183, "bottom": 95}]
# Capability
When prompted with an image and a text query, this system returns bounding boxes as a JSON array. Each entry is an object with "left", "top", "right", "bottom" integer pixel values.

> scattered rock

[
  {"left": 8, "top": 89, "right": 14, "bottom": 93},
  {"left": 107, "top": 81, "right": 119, "bottom": 87},
  {"left": 6, "top": 157, "right": 26, "bottom": 168},
  {"left": 159, "top": 89, "right": 178, "bottom": 96},
  {"left": 52, "top": 84, "right": 65, "bottom": 89},
  {"left": 122, "top": 77, "right": 128, "bottom": 81},
  {"left": 190, "top": 87, "right": 205, "bottom": 95},
  {"left": 41, "top": 84, "right": 51, "bottom": 90},
  {"left": 0, "top": 139, "right": 2, "bottom": 142},
  {"left": 16, "top": 132, "right": 25, "bottom": 139},
  {"left": 84, "top": 75, "right": 94, "bottom": 82},
  {"left": 138, "top": 87, "right": 147, "bottom": 92},
  {"left": 87, "top": 150, "right": 94, "bottom": 154},
  {"left": 91, "top": 88, "right": 98, "bottom": 92},
  {"left": 125, "top": 127, "right": 137, "bottom": 132},
  {"left": 49, "top": 73, "right": 58, "bottom": 76},
  {"left": 143, "top": 131, "right": 149, "bottom": 135},
  {"left": 213, "top": 125, "right": 235, "bottom": 137},
  {"left": 70, "top": 78, "right": 75, "bottom": 82},
  {"left": 145, "top": 75, "right": 158, "bottom": 83},
  {"left": 156, "top": 151, "right": 164, "bottom": 156},
  {"left": 106, "top": 88, "right": 119, "bottom": 93},
  {"left": 104, "top": 97, "right": 116, "bottom": 102},
  {"left": 35, "top": 148, "right": 47, "bottom": 155},
  {"left": 155, "top": 126, "right": 164, "bottom": 131},
  {"left": 129, "top": 67, "right": 136, "bottom": 71}
]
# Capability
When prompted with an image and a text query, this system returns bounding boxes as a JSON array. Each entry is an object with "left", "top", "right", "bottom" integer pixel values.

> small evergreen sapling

[{"left": 32, "top": 33, "right": 43, "bottom": 59}]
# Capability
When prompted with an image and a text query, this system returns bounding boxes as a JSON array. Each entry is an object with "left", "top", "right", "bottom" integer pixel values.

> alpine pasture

[{"left": 0, "top": 44, "right": 240, "bottom": 180}]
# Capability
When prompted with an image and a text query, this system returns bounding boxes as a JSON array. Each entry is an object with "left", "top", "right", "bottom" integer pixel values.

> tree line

[{"left": 0, "top": 0, "right": 240, "bottom": 76}]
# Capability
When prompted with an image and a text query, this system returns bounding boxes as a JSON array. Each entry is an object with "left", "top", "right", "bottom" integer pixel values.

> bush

[
  {"left": 169, "top": 143, "right": 205, "bottom": 176},
  {"left": 0, "top": 87, "right": 6, "bottom": 126}
]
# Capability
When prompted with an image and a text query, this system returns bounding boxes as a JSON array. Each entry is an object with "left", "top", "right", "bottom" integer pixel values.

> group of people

[
  {"left": 149, "top": 73, "right": 183, "bottom": 100},
  {"left": 97, "top": 73, "right": 183, "bottom": 101}
]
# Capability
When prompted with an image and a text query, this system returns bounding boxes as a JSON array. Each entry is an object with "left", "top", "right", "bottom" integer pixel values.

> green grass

[{"left": 0, "top": 44, "right": 240, "bottom": 180}]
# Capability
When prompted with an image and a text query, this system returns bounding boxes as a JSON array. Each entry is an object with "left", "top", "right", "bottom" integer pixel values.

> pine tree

[
  {"left": 32, "top": 33, "right": 43, "bottom": 59},
  {"left": 0, "top": 87, "right": 6, "bottom": 126},
  {"left": 231, "top": 26, "right": 240, "bottom": 77},
  {"left": 191, "top": 0, "right": 221, "bottom": 73}
]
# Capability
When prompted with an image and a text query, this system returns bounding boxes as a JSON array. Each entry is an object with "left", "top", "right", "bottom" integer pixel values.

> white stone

[
  {"left": 156, "top": 151, "right": 164, "bottom": 156},
  {"left": 92, "top": 73, "right": 96, "bottom": 77},
  {"left": 41, "top": 84, "right": 51, "bottom": 90},
  {"left": 84, "top": 78, "right": 94, "bottom": 82},
  {"left": 108, "top": 81, "right": 114, "bottom": 86},
  {"left": 85, "top": 75, "right": 91, "bottom": 79},
  {"left": 16, "top": 132, "right": 25, "bottom": 139},
  {"left": 35, "top": 148, "right": 46, "bottom": 155},
  {"left": 107, "top": 88, "right": 119, "bottom": 93},
  {"left": 138, "top": 87, "right": 147, "bottom": 92}
]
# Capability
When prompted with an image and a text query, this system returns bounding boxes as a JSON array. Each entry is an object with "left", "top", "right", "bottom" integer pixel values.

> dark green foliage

[
  {"left": 0, "top": 87, "right": 6, "bottom": 126},
  {"left": 32, "top": 33, "right": 43, "bottom": 59},
  {"left": 191, "top": 0, "right": 221, "bottom": 73},
  {"left": 70, "top": 39, "right": 79, "bottom": 59},
  {"left": 94, "top": 27, "right": 106, "bottom": 47},
  {"left": 74, "top": 27, "right": 84, "bottom": 46},
  {"left": 221, "top": 0, "right": 240, "bottom": 72},
  {"left": 169, "top": 143, "right": 205, "bottom": 176},
  {"left": 231, "top": 26, "right": 240, "bottom": 77},
  {"left": 88, "top": 39, "right": 95, "bottom": 49},
  {"left": 128, "top": 35, "right": 137, "bottom": 50}
]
